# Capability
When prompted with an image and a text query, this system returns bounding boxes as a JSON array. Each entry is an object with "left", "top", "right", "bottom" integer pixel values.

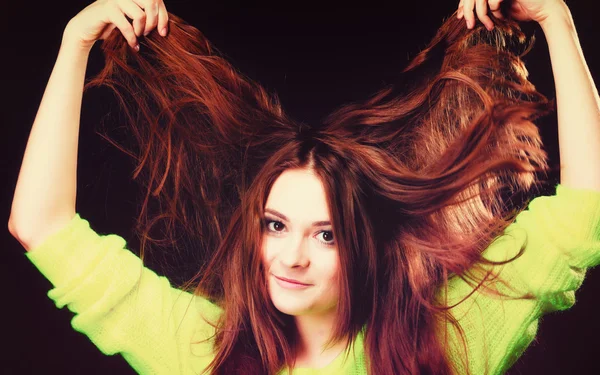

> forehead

[{"left": 265, "top": 169, "right": 330, "bottom": 221}]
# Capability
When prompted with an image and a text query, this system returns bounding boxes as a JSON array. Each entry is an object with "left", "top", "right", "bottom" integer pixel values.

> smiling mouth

[{"left": 272, "top": 274, "right": 312, "bottom": 287}]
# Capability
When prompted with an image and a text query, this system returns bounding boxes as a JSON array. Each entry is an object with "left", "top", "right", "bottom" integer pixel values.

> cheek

[
  {"left": 261, "top": 235, "right": 276, "bottom": 270},
  {"left": 331, "top": 267, "right": 340, "bottom": 287},
  {"left": 316, "top": 253, "right": 341, "bottom": 288},
  {"left": 316, "top": 255, "right": 341, "bottom": 309}
]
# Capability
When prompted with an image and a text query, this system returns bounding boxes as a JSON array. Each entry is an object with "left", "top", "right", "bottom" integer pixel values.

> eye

[
  {"left": 316, "top": 230, "right": 335, "bottom": 246},
  {"left": 265, "top": 219, "right": 286, "bottom": 233}
]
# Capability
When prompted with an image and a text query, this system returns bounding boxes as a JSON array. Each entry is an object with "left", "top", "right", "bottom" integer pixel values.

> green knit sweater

[{"left": 26, "top": 184, "right": 600, "bottom": 374}]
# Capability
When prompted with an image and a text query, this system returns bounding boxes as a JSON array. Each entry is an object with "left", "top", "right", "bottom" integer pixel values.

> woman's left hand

[{"left": 457, "top": 0, "right": 567, "bottom": 30}]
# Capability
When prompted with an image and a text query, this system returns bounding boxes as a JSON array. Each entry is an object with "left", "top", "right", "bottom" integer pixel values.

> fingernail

[
  {"left": 135, "top": 44, "right": 140, "bottom": 52},
  {"left": 144, "top": 31, "right": 150, "bottom": 36},
  {"left": 160, "top": 28, "right": 167, "bottom": 36}
]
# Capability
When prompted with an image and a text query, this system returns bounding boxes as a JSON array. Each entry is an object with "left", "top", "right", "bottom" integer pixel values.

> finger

[
  {"left": 463, "top": 0, "right": 475, "bottom": 28},
  {"left": 108, "top": 4, "right": 139, "bottom": 50},
  {"left": 476, "top": 0, "right": 495, "bottom": 30},
  {"left": 457, "top": 0, "right": 464, "bottom": 19},
  {"left": 136, "top": 0, "right": 160, "bottom": 36},
  {"left": 157, "top": 1, "right": 169, "bottom": 36},
  {"left": 488, "top": 0, "right": 504, "bottom": 19},
  {"left": 117, "top": 0, "right": 146, "bottom": 37}
]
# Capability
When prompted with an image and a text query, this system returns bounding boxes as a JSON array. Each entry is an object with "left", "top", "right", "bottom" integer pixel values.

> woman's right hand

[{"left": 63, "top": 0, "right": 169, "bottom": 52}]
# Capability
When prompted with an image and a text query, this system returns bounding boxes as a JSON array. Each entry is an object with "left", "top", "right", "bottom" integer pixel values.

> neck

[{"left": 293, "top": 312, "right": 349, "bottom": 369}]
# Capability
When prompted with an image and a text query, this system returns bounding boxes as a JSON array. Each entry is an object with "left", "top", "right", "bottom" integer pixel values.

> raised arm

[
  {"left": 6, "top": 5, "right": 228, "bottom": 373},
  {"left": 8, "top": 35, "right": 88, "bottom": 250},
  {"left": 458, "top": 0, "right": 600, "bottom": 191},
  {"left": 8, "top": 0, "right": 168, "bottom": 250},
  {"left": 538, "top": 2, "right": 600, "bottom": 190}
]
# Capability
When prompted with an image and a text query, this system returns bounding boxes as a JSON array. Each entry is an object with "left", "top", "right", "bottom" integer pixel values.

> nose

[{"left": 278, "top": 235, "right": 310, "bottom": 268}]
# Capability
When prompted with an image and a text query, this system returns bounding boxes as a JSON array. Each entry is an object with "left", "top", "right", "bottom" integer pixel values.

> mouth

[{"left": 272, "top": 274, "right": 312, "bottom": 289}]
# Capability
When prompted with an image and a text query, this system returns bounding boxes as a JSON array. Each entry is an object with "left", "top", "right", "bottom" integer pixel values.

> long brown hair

[{"left": 85, "top": 10, "right": 552, "bottom": 375}]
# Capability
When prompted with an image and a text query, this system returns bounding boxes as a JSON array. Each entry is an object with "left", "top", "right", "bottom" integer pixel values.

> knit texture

[{"left": 26, "top": 184, "right": 600, "bottom": 374}]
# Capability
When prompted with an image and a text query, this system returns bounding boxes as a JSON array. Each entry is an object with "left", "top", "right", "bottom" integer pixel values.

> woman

[{"left": 8, "top": 0, "right": 600, "bottom": 374}]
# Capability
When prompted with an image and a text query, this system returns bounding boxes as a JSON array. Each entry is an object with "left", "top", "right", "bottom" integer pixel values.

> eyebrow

[{"left": 264, "top": 208, "right": 331, "bottom": 227}]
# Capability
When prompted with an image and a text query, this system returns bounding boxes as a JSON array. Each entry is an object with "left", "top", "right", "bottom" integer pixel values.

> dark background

[{"left": 2, "top": 0, "right": 599, "bottom": 373}]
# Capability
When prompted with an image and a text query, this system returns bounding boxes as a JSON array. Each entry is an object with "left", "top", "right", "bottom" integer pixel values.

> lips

[{"left": 273, "top": 275, "right": 312, "bottom": 286}]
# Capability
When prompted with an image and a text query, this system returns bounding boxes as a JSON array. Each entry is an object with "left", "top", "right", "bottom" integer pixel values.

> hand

[
  {"left": 456, "top": 0, "right": 567, "bottom": 30},
  {"left": 63, "top": 0, "right": 169, "bottom": 52}
]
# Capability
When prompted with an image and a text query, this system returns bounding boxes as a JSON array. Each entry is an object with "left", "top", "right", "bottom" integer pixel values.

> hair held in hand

[{"left": 85, "top": 11, "right": 552, "bottom": 375}]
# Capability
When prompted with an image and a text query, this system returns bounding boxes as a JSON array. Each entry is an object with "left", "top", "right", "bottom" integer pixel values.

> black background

[{"left": 2, "top": 0, "right": 600, "bottom": 374}]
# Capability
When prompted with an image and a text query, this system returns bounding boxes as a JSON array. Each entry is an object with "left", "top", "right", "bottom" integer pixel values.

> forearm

[
  {"left": 8, "top": 38, "right": 91, "bottom": 249},
  {"left": 540, "top": 3, "right": 600, "bottom": 191}
]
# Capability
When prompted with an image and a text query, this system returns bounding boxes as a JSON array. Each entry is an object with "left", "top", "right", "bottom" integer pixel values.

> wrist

[
  {"left": 60, "top": 34, "right": 94, "bottom": 57},
  {"left": 61, "top": 20, "right": 96, "bottom": 56},
  {"left": 57, "top": 37, "right": 93, "bottom": 66},
  {"left": 539, "top": 1, "right": 573, "bottom": 31}
]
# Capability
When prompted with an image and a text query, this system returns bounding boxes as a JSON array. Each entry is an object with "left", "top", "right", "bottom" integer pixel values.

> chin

[
  {"left": 268, "top": 283, "right": 312, "bottom": 315},
  {"left": 272, "top": 302, "right": 307, "bottom": 316}
]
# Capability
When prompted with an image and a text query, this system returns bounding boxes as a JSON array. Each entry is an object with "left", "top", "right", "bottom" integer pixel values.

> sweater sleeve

[
  {"left": 25, "top": 214, "right": 222, "bottom": 375},
  {"left": 443, "top": 184, "right": 600, "bottom": 375}
]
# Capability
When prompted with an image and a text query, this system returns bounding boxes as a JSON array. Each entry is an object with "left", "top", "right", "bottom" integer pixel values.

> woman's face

[{"left": 262, "top": 168, "right": 340, "bottom": 317}]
